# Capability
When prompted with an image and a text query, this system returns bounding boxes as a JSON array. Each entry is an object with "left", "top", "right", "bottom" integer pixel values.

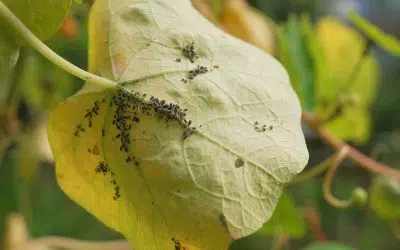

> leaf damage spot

[
  {"left": 235, "top": 158, "right": 244, "bottom": 168},
  {"left": 88, "top": 145, "right": 100, "bottom": 155},
  {"left": 219, "top": 214, "right": 230, "bottom": 234}
]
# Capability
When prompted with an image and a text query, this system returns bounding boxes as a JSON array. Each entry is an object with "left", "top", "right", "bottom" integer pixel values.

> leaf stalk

[{"left": 0, "top": 1, "right": 115, "bottom": 88}]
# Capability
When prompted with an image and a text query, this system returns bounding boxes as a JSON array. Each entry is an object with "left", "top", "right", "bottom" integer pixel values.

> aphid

[{"left": 102, "top": 129, "right": 105, "bottom": 136}]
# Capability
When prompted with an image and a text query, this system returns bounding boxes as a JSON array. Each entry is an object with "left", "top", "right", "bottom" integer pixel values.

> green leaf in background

[
  {"left": 0, "top": 0, "right": 72, "bottom": 77},
  {"left": 303, "top": 242, "right": 357, "bottom": 250},
  {"left": 17, "top": 50, "right": 76, "bottom": 111},
  {"left": 257, "top": 191, "right": 306, "bottom": 239},
  {"left": 315, "top": 17, "right": 380, "bottom": 144},
  {"left": 278, "top": 14, "right": 314, "bottom": 111},
  {"left": 300, "top": 13, "right": 327, "bottom": 109},
  {"left": 370, "top": 176, "right": 400, "bottom": 221},
  {"left": 348, "top": 11, "right": 400, "bottom": 56}
]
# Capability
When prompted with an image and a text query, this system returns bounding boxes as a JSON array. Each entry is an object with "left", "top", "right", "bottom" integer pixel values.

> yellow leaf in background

[
  {"left": 219, "top": 0, "right": 276, "bottom": 54},
  {"left": 48, "top": 0, "right": 308, "bottom": 249},
  {"left": 191, "top": 0, "right": 215, "bottom": 21},
  {"left": 191, "top": 0, "right": 276, "bottom": 55},
  {"left": 315, "top": 17, "right": 380, "bottom": 144}
]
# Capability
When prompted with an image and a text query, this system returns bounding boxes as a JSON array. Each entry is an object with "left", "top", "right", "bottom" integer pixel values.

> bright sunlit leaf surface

[{"left": 48, "top": 0, "right": 308, "bottom": 249}]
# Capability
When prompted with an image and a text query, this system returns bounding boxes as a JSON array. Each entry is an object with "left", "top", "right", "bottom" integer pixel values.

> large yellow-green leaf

[
  {"left": 349, "top": 11, "right": 400, "bottom": 56},
  {"left": 315, "top": 17, "right": 380, "bottom": 143},
  {"left": 0, "top": 0, "right": 71, "bottom": 77},
  {"left": 48, "top": 0, "right": 308, "bottom": 249}
]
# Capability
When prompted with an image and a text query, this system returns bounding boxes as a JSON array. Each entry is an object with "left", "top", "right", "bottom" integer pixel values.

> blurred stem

[
  {"left": 322, "top": 40, "right": 372, "bottom": 123},
  {"left": 21, "top": 237, "right": 132, "bottom": 250},
  {"left": 270, "top": 234, "right": 288, "bottom": 250},
  {"left": 322, "top": 146, "right": 353, "bottom": 208},
  {"left": 211, "top": 0, "right": 222, "bottom": 20},
  {"left": 334, "top": 41, "right": 372, "bottom": 98},
  {"left": 302, "top": 112, "right": 400, "bottom": 180},
  {"left": 289, "top": 154, "right": 333, "bottom": 185},
  {"left": 0, "top": 1, "right": 115, "bottom": 88}
]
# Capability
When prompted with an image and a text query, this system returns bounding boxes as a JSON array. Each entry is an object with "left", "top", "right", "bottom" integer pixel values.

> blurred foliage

[
  {"left": 257, "top": 192, "right": 306, "bottom": 239},
  {"left": 1, "top": 0, "right": 400, "bottom": 249},
  {"left": 0, "top": 0, "right": 72, "bottom": 77},
  {"left": 302, "top": 242, "right": 356, "bottom": 250},
  {"left": 349, "top": 11, "right": 400, "bottom": 56}
]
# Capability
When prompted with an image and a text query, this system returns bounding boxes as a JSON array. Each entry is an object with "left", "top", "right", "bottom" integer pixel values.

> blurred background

[{"left": 0, "top": 0, "right": 399, "bottom": 249}]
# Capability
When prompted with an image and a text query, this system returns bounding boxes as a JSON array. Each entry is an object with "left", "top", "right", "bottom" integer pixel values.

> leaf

[
  {"left": 48, "top": 0, "right": 309, "bottom": 249},
  {"left": 277, "top": 14, "right": 314, "bottom": 111},
  {"left": 370, "top": 176, "right": 400, "bottom": 221},
  {"left": 315, "top": 17, "right": 380, "bottom": 143},
  {"left": 257, "top": 192, "right": 306, "bottom": 238},
  {"left": 348, "top": 11, "right": 400, "bottom": 56},
  {"left": 219, "top": 0, "right": 276, "bottom": 54},
  {"left": 0, "top": 0, "right": 72, "bottom": 77},
  {"left": 303, "top": 242, "right": 357, "bottom": 250},
  {"left": 18, "top": 51, "right": 76, "bottom": 111}
]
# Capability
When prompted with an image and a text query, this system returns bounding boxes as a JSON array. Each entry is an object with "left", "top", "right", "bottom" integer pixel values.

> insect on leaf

[{"left": 48, "top": 0, "right": 309, "bottom": 249}]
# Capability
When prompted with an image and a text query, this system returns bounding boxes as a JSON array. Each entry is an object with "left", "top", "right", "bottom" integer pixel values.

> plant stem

[
  {"left": 289, "top": 155, "right": 333, "bottom": 185},
  {"left": 21, "top": 237, "right": 132, "bottom": 250},
  {"left": 322, "top": 146, "right": 353, "bottom": 208},
  {"left": 0, "top": 1, "right": 115, "bottom": 88},
  {"left": 302, "top": 112, "right": 400, "bottom": 180}
]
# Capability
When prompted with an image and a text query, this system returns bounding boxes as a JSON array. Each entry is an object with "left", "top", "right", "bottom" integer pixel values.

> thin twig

[
  {"left": 302, "top": 205, "right": 328, "bottom": 241},
  {"left": 18, "top": 237, "right": 132, "bottom": 250},
  {"left": 302, "top": 112, "right": 400, "bottom": 180},
  {"left": 323, "top": 146, "right": 352, "bottom": 208},
  {"left": 289, "top": 155, "right": 333, "bottom": 185}
]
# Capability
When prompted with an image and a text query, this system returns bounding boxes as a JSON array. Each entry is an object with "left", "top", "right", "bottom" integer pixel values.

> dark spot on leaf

[
  {"left": 219, "top": 214, "right": 230, "bottom": 234},
  {"left": 235, "top": 158, "right": 244, "bottom": 168},
  {"left": 88, "top": 145, "right": 100, "bottom": 155}
]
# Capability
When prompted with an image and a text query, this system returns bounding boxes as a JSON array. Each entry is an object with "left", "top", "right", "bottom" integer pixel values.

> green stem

[
  {"left": 322, "top": 146, "right": 353, "bottom": 208},
  {"left": 0, "top": 1, "right": 115, "bottom": 88},
  {"left": 289, "top": 155, "right": 334, "bottom": 185}
]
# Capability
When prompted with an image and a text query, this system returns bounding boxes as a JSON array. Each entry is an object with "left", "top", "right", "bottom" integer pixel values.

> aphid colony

[
  {"left": 254, "top": 121, "right": 273, "bottom": 133},
  {"left": 180, "top": 43, "right": 209, "bottom": 83},
  {"left": 74, "top": 86, "right": 198, "bottom": 201},
  {"left": 95, "top": 161, "right": 120, "bottom": 200},
  {"left": 171, "top": 237, "right": 187, "bottom": 250},
  {"left": 182, "top": 42, "right": 198, "bottom": 63}
]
